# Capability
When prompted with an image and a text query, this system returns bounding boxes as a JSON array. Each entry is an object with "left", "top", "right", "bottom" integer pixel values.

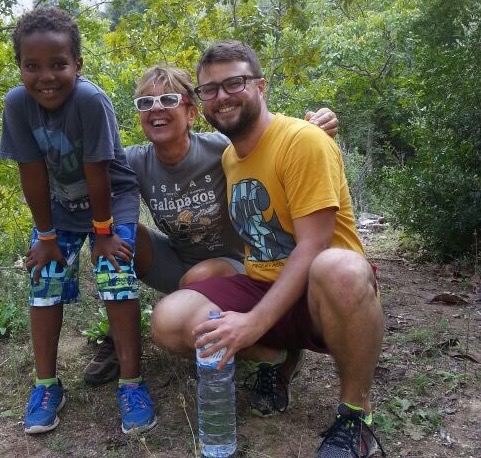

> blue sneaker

[
  {"left": 117, "top": 382, "right": 157, "bottom": 434},
  {"left": 24, "top": 381, "right": 66, "bottom": 434}
]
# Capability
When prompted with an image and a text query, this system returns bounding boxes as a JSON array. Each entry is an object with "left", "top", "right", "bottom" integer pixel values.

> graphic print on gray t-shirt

[{"left": 126, "top": 132, "right": 243, "bottom": 264}]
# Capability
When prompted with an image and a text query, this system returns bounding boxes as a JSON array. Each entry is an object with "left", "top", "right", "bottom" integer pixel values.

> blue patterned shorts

[{"left": 29, "top": 224, "right": 139, "bottom": 306}]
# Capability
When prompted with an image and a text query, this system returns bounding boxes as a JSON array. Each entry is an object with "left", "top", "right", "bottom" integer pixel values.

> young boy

[{"left": 0, "top": 7, "right": 156, "bottom": 435}]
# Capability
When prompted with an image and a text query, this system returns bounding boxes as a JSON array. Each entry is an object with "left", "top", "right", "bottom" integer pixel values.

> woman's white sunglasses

[{"left": 134, "top": 93, "right": 189, "bottom": 111}]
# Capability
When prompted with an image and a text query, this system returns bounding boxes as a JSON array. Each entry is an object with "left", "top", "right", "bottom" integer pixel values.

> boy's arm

[
  {"left": 19, "top": 161, "right": 52, "bottom": 231},
  {"left": 84, "top": 161, "right": 133, "bottom": 272},
  {"left": 84, "top": 160, "right": 113, "bottom": 223},
  {"left": 19, "top": 161, "right": 64, "bottom": 283}
]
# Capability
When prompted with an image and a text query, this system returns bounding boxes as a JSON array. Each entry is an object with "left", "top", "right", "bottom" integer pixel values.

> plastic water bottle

[{"left": 196, "top": 311, "right": 236, "bottom": 458}]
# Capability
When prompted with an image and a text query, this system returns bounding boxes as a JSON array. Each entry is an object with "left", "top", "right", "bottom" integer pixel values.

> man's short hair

[{"left": 196, "top": 40, "right": 263, "bottom": 79}]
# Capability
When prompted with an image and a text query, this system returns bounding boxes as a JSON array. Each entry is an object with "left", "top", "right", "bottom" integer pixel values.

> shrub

[{"left": 375, "top": 136, "right": 481, "bottom": 260}]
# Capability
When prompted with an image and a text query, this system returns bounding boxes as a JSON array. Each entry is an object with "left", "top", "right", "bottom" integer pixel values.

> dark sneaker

[
  {"left": 117, "top": 382, "right": 158, "bottom": 434},
  {"left": 316, "top": 403, "right": 386, "bottom": 458},
  {"left": 84, "top": 336, "right": 119, "bottom": 386},
  {"left": 244, "top": 349, "right": 305, "bottom": 417},
  {"left": 24, "top": 380, "right": 66, "bottom": 434}
]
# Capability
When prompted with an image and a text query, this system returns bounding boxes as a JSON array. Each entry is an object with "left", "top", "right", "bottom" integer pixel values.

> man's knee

[
  {"left": 309, "top": 249, "right": 376, "bottom": 312},
  {"left": 151, "top": 294, "right": 177, "bottom": 346},
  {"left": 310, "top": 248, "right": 367, "bottom": 283},
  {"left": 150, "top": 289, "right": 209, "bottom": 351}
]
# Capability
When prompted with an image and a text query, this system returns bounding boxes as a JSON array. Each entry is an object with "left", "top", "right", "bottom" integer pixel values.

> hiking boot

[
  {"left": 84, "top": 336, "right": 119, "bottom": 386},
  {"left": 316, "top": 403, "right": 386, "bottom": 458},
  {"left": 244, "top": 349, "right": 305, "bottom": 417},
  {"left": 24, "top": 380, "right": 66, "bottom": 434},
  {"left": 117, "top": 382, "right": 158, "bottom": 434}
]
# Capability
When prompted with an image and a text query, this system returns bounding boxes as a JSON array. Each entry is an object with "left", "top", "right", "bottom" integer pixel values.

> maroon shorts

[{"left": 183, "top": 274, "right": 327, "bottom": 352}]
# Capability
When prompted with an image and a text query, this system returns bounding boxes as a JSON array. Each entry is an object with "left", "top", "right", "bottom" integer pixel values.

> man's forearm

[{"left": 247, "top": 243, "right": 322, "bottom": 337}]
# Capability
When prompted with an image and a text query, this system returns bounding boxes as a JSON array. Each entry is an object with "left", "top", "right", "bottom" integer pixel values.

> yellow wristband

[{"left": 92, "top": 216, "right": 114, "bottom": 229}]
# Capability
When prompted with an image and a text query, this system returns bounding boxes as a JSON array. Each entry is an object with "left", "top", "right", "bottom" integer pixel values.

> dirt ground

[{"left": 0, "top": 231, "right": 480, "bottom": 458}]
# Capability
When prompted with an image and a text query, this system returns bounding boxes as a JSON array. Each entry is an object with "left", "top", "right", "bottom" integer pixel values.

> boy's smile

[{"left": 19, "top": 31, "right": 82, "bottom": 111}]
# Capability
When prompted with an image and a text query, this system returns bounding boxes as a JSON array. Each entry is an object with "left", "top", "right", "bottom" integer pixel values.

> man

[{"left": 150, "top": 40, "right": 385, "bottom": 458}]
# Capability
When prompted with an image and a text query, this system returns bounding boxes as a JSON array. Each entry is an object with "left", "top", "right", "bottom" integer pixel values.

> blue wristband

[{"left": 37, "top": 228, "right": 56, "bottom": 237}]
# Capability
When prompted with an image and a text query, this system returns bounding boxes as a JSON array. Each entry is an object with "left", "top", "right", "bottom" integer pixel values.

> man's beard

[{"left": 204, "top": 97, "right": 261, "bottom": 142}]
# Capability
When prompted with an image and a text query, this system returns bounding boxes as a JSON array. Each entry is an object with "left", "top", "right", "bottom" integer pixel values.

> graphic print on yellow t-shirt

[{"left": 223, "top": 113, "right": 364, "bottom": 283}]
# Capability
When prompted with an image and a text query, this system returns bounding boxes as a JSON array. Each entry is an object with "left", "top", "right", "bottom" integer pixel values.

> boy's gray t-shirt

[
  {"left": 126, "top": 132, "right": 243, "bottom": 264},
  {"left": 0, "top": 77, "right": 139, "bottom": 231}
]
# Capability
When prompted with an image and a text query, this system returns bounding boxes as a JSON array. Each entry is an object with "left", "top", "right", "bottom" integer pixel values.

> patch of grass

[
  {"left": 435, "top": 369, "right": 471, "bottom": 393},
  {"left": 364, "top": 227, "right": 404, "bottom": 258},
  {"left": 81, "top": 301, "right": 154, "bottom": 343},
  {"left": 406, "top": 327, "right": 433, "bottom": 344},
  {"left": 0, "top": 269, "right": 29, "bottom": 338},
  {"left": 376, "top": 308, "right": 473, "bottom": 444},
  {"left": 0, "top": 300, "right": 26, "bottom": 337},
  {"left": 81, "top": 306, "right": 112, "bottom": 342},
  {"left": 46, "top": 435, "right": 71, "bottom": 453},
  {"left": 410, "top": 372, "right": 433, "bottom": 395},
  {"left": 376, "top": 395, "right": 443, "bottom": 440},
  {"left": 387, "top": 318, "right": 452, "bottom": 357},
  {"left": 0, "top": 340, "right": 34, "bottom": 419}
]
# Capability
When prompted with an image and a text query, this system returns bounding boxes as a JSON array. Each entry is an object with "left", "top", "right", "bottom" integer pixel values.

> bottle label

[
  {"left": 196, "top": 312, "right": 234, "bottom": 368},
  {"left": 197, "top": 343, "right": 234, "bottom": 368}
]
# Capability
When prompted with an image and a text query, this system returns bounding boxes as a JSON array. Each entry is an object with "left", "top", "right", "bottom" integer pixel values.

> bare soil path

[{"left": 1, "top": 233, "right": 480, "bottom": 457}]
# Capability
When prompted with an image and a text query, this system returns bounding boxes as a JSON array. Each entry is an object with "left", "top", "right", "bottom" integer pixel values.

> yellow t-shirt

[{"left": 222, "top": 113, "right": 364, "bottom": 282}]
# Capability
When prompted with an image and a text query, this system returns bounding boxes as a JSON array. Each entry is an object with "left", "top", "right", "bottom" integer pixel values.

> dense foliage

[
  {"left": 0, "top": 0, "right": 479, "bottom": 261},
  {"left": 380, "top": 1, "right": 481, "bottom": 258}
]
